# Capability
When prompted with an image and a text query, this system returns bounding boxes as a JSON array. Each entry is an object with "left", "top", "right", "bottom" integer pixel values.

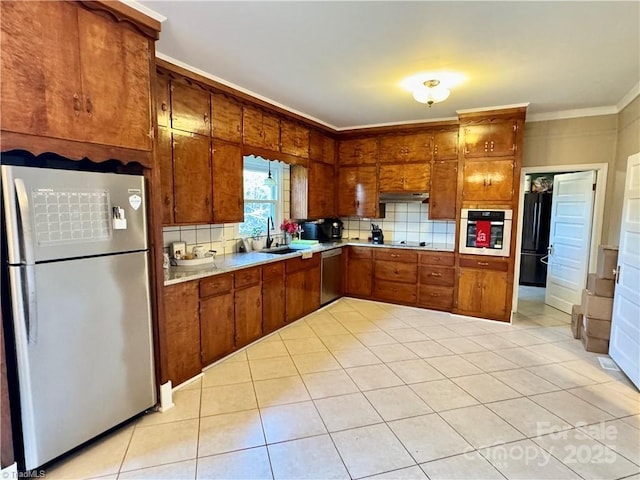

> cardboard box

[
  {"left": 581, "top": 289, "right": 613, "bottom": 320},
  {"left": 596, "top": 245, "right": 619, "bottom": 280},
  {"left": 583, "top": 316, "right": 612, "bottom": 340},
  {"left": 580, "top": 323, "right": 609, "bottom": 354},
  {"left": 571, "top": 304, "right": 582, "bottom": 339},
  {"left": 587, "top": 273, "right": 615, "bottom": 298}
]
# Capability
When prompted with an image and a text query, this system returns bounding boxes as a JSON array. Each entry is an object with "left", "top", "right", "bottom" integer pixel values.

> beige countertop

[{"left": 164, "top": 239, "right": 454, "bottom": 286}]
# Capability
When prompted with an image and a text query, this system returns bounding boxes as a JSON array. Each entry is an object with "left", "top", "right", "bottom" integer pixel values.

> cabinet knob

[
  {"left": 85, "top": 96, "right": 93, "bottom": 116},
  {"left": 161, "top": 102, "right": 168, "bottom": 112},
  {"left": 204, "top": 113, "right": 209, "bottom": 123},
  {"left": 73, "top": 93, "right": 82, "bottom": 116},
  {"left": 394, "top": 269, "right": 399, "bottom": 274}
]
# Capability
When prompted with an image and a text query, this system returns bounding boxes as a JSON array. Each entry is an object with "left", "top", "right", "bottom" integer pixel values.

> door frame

[{"left": 512, "top": 162, "right": 608, "bottom": 313}]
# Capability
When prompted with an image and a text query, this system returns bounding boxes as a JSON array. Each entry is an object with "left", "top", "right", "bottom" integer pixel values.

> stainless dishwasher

[{"left": 321, "top": 247, "right": 342, "bottom": 305}]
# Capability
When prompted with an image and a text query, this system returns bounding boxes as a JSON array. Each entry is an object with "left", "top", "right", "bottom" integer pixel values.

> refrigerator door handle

[
  {"left": 14, "top": 178, "right": 38, "bottom": 343},
  {"left": 533, "top": 200, "right": 540, "bottom": 251},
  {"left": 14, "top": 178, "right": 35, "bottom": 264}
]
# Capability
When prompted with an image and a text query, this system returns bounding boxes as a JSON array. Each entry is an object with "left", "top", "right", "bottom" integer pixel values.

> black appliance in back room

[{"left": 519, "top": 191, "right": 553, "bottom": 286}]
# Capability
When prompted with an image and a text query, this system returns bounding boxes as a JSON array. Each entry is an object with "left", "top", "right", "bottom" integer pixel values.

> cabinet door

[
  {"left": 242, "top": 105, "right": 264, "bottom": 148},
  {"left": 262, "top": 111, "right": 281, "bottom": 151},
  {"left": 281, "top": 120, "right": 309, "bottom": 158},
  {"left": 339, "top": 138, "right": 377, "bottom": 165},
  {"left": 200, "top": 292, "right": 235, "bottom": 366},
  {"left": 433, "top": 130, "right": 459, "bottom": 160},
  {"left": 481, "top": 270, "right": 509, "bottom": 317},
  {"left": 157, "top": 126, "right": 174, "bottom": 225},
  {"left": 346, "top": 258, "right": 373, "bottom": 297},
  {"left": 156, "top": 75, "right": 171, "bottom": 128},
  {"left": 235, "top": 284, "right": 263, "bottom": 347},
  {"left": 285, "top": 270, "right": 306, "bottom": 322},
  {"left": 379, "top": 164, "right": 405, "bottom": 193},
  {"left": 212, "top": 93, "right": 241, "bottom": 142},
  {"left": 263, "top": 275, "right": 285, "bottom": 334},
  {"left": 379, "top": 133, "right": 431, "bottom": 163},
  {"left": 1, "top": 2, "right": 83, "bottom": 141},
  {"left": 402, "top": 163, "right": 431, "bottom": 191},
  {"left": 309, "top": 130, "right": 335, "bottom": 164},
  {"left": 171, "top": 82, "right": 211, "bottom": 136},
  {"left": 462, "top": 160, "right": 514, "bottom": 202},
  {"left": 356, "top": 166, "right": 379, "bottom": 218},
  {"left": 77, "top": 8, "right": 152, "bottom": 151},
  {"left": 172, "top": 132, "right": 213, "bottom": 224},
  {"left": 164, "top": 282, "right": 201, "bottom": 385},
  {"left": 462, "top": 122, "right": 517, "bottom": 157},
  {"left": 303, "top": 264, "right": 321, "bottom": 316},
  {"left": 457, "top": 268, "right": 483, "bottom": 313},
  {"left": 212, "top": 141, "right": 244, "bottom": 223},
  {"left": 429, "top": 161, "right": 457, "bottom": 220},
  {"left": 337, "top": 167, "right": 358, "bottom": 217},
  {"left": 323, "top": 135, "right": 336, "bottom": 165},
  {"left": 308, "top": 162, "right": 336, "bottom": 219}
]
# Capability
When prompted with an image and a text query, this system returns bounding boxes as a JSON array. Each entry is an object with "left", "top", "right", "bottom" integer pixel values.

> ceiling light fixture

[
  {"left": 412, "top": 79, "right": 450, "bottom": 107},
  {"left": 264, "top": 161, "right": 276, "bottom": 187}
]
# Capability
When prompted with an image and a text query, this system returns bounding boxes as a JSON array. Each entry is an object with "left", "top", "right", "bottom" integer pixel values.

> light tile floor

[{"left": 46, "top": 292, "right": 639, "bottom": 480}]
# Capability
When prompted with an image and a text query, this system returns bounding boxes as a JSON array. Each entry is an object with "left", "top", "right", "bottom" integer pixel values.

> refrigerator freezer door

[
  {"left": 519, "top": 252, "right": 548, "bottom": 287},
  {"left": 2, "top": 165, "right": 147, "bottom": 263},
  {"left": 8, "top": 251, "right": 155, "bottom": 470}
]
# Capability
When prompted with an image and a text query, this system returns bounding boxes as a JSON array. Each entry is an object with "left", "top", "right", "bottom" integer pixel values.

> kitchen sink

[{"left": 259, "top": 248, "right": 297, "bottom": 255}]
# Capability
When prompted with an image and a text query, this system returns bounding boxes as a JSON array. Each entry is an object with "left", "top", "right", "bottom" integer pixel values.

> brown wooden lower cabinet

[
  {"left": 285, "top": 254, "right": 321, "bottom": 322},
  {"left": 200, "top": 291, "right": 234, "bottom": 365},
  {"left": 457, "top": 266, "right": 509, "bottom": 320},
  {"left": 163, "top": 281, "right": 201, "bottom": 386},
  {"left": 374, "top": 279, "right": 417, "bottom": 304},
  {"left": 345, "top": 247, "right": 373, "bottom": 297},
  {"left": 418, "top": 285, "right": 454, "bottom": 311},
  {"left": 263, "top": 262, "right": 285, "bottom": 334},
  {"left": 235, "top": 284, "right": 262, "bottom": 348}
]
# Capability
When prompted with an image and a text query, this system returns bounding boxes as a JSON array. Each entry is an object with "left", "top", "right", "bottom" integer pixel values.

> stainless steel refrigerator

[
  {"left": 519, "top": 192, "right": 553, "bottom": 286},
  {"left": 1, "top": 165, "right": 156, "bottom": 470}
]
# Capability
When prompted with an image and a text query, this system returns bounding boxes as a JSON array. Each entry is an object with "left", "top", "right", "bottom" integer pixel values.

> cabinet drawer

[
  {"left": 349, "top": 246, "right": 373, "bottom": 260},
  {"left": 419, "top": 266, "right": 455, "bottom": 287},
  {"left": 262, "top": 261, "right": 284, "bottom": 280},
  {"left": 419, "top": 252, "right": 455, "bottom": 267},
  {"left": 285, "top": 253, "right": 320, "bottom": 274},
  {"left": 235, "top": 267, "right": 261, "bottom": 289},
  {"left": 374, "top": 280, "right": 417, "bottom": 304},
  {"left": 375, "top": 260, "right": 417, "bottom": 283},
  {"left": 200, "top": 274, "right": 233, "bottom": 298},
  {"left": 418, "top": 285, "right": 454, "bottom": 311},
  {"left": 459, "top": 257, "right": 509, "bottom": 272},
  {"left": 374, "top": 248, "right": 418, "bottom": 263}
]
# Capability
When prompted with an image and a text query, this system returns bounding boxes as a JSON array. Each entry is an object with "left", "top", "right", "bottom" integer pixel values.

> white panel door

[
  {"left": 545, "top": 171, "right": 596, "bottom": 313},
  {"left": 610, "top": 153, "right": 640, "bottom": 389}
]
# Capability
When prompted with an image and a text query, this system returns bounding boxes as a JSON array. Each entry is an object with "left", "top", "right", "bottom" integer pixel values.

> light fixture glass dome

[
  {"left": 412, "top": 79, "right": 450, "bottom": 107},
  {"left": 264, "top": 161, "right": 277, "bottom": 186}
]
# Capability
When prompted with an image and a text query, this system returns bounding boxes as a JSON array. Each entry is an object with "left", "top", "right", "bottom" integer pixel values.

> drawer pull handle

[
  {"left": 391, "top": 254, "right": 400, "bottom": 258},
  {"left": 430, "top": 293, "right": 440, "bottom": 297},
  {"left": 431, "top": 272, "right": 442, "bottom": 277},
  {"left": 478, "top": 261, "right": 489, "bottom": 266}
]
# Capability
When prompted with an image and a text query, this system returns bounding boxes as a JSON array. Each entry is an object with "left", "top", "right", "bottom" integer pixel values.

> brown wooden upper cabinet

[
  {"left": 433, "top": 129, "right": 459, "bottom": 160},
  {"left": 379, "top": 133, "right": 432, "bottom": 163},
  {"left": 212, "top": 93, "right": 242, "bottom": 143},
  {"left": 212, "top": 141, "right": 244, "bottom": 223},
  {"left": 338, "top": 138, "right": 377, "bottom": 165},
  {"left": 309, "top": 130, "right": 336, "bottom": 165},
  {"left": 281, "top": 120, "right": 310, "bottom": 158},
  {"left": 171, "top": 82, "right": 211, "bottom": 137},
  {"left": 429, "top": 161, "right": 457, "bottom": 220},
  {"left": 462, "top": 159, "right": 514, "bottom": 203},
  {"left": 156, "top": 74, "right": 171, "bottom": 128},
  {"left": 172, "top": 131, "right": 213, "bottom": 224},
  {"left": 308, "top": 161, "right": 337, "bottom": 219},
  {"left": 337, "top": 166, "right": 379, "bottom": 218},
  {"left": 243, "top": 105, "right": 280, "bottom": 152},
  {"left": 462, "top": 121, "right": 518, "bottom": 157},
  {"left": 1, "top": 1, "right": 153, "bottom": 151},
  {"left": 157, "top": 126, "right": 175, "bottom": 225},
  {"left": 379, "top": 164, "right": 430, "bottom": 193}
]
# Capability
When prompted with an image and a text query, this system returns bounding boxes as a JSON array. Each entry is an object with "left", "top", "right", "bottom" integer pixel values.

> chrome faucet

[{"left": 266, "top": 216, "right": 275, "bottom": 249}]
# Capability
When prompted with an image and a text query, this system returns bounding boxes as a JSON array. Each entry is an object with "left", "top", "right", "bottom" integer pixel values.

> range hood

[{"left": 378, "top": 192, "right": 429, "bottom": 203}]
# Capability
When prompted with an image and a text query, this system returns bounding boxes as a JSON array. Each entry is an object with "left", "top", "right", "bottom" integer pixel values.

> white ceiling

[{"left": 136, "top": 1, "right": 639, "bottom": 130}]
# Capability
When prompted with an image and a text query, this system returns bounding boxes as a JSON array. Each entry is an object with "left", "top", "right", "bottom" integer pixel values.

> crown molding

[
  {"left": 526, "top": 106, "right": 618, "bottom": 123},
  {"left": 120, "top": 0, "right": 166, "bottom": 23},
  {"left": 335, "top": 116, "right": 459, "bottom": 132},
  {"left": 456, "top": 103, "right": 530, "bottom": 115},
  {"left": 617, "top": 81, "right": 640, "bottom": 112}
]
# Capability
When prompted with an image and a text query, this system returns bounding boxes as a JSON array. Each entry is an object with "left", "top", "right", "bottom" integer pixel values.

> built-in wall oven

[{"left": 459, "top": 209, "right": 512, "bottom": 257}]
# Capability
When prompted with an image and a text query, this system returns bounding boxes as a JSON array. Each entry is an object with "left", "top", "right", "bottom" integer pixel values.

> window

[{"left": 239, "top": 157, "right": 282, "bottom": 237}]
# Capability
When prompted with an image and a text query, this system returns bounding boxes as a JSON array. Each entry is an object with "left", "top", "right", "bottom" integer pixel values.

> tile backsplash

[
  {"left": 163, "top": 201, "right": 456, "bottom": 256},
  {"left": 341, "top": 202, "right": 456, "bottom": 247}
]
